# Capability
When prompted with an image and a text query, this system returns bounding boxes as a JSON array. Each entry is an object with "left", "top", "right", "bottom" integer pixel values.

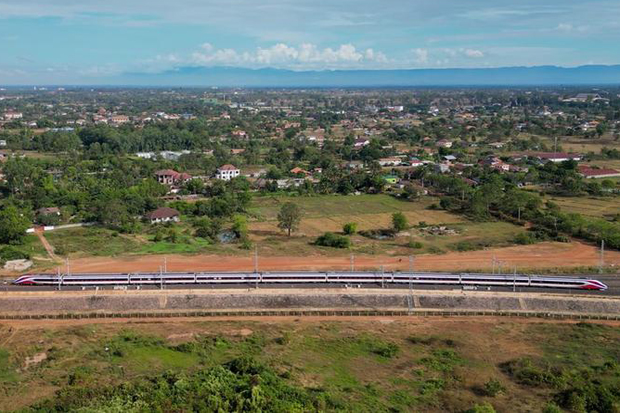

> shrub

[
  {"left": 513, "top": 232, "right": 537, "bottom": 245},
  {"left": 342, "top": 222, "right": 357, "bottom": 235},
  {"left": 0, "top": 246, "right": 30, "bottom": 262},
  {"left": 483, "top": 378, "right": 506, "bottom": 397},
  {"left": 406, "top": 241, "right": 423, "bottom": 249},
  {"left": 465, "top": 402, "right": 496, "bottom": 413},
  {"left": 315, "top": 232, "right": 351, "bottom": 249},
  {"left": 392, "top": 212, "right": 408, "bottom": 232}
]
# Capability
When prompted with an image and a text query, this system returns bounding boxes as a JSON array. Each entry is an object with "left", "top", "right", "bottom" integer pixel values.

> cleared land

[
  {"left": 1, "top": 317, "right": 619, "bottom": 411},
  {"left": 11, "top": 194, "right": 616, "bottom": 276},
  {"left": 548, "top": 195, "right": 620, "bottom": 219},
  {"left": 29, "top": 241, "right": 620, "bottom": 274}
]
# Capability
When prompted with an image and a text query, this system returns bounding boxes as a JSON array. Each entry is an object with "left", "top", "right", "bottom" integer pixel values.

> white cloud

[
  {"left": 412, "top": 48, "right": 429, "bottom": 64},
  {"left": 464, "top": 49, "right": 484, "bottom": 58},
  {"left": 189, "top": 43, "right": 390, "bottom": 69}
]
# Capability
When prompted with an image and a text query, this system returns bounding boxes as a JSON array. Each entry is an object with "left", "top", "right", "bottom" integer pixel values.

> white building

[{"left": 216, "top": 164, "right": 240, "bottom": 181}]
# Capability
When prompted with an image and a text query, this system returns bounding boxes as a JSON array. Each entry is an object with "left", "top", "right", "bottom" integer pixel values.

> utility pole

[
  {"left": 599, "top": 240, "right": 605, "bottom": 274},
  {"left": 409, "top": 255, "right": 414, "bottom": 294},
  {"left": 513, "top": 266, "right": 517, "bottom": 292},
  {"left": 381, "top": 265, "right": 384, "bottom": 289},
  {"left": 492, "top": 256, "right": 496, "bottom": 274},
  {"left": 164, "top": 257, "right": 167, "bottom": 274},
  {"left": 254, "top": 246, "right": 258, "bottom": 273},
  {"left": 518, "top": 207, "right": 521, "bottom": 222},
  {"left": 350, "top": 254, "right": 355, "bottom": 272}
]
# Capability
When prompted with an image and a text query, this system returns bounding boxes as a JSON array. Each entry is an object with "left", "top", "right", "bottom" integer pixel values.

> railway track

[{"left": 9, "top": 271, "right": 612, "bottom": 292}]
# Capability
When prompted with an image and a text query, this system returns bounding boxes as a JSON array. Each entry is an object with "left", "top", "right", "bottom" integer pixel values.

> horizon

[{"left": 2, "top": 0, "right": 620, "bottom": 84}]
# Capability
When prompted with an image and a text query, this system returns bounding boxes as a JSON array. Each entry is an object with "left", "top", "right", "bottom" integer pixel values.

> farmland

[
  {"left": 1, "top": 318, "right": 620, "bottom": 411},
  {"left": 547, "top": 195, "right": 620, "bottom": 219}
]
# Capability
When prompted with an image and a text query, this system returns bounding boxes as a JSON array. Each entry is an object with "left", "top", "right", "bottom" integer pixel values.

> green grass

[
  {"left": 250, "top": 194, "right": 453, "bottom": 220},
  {"left": 548, "top": 195, "right": 620, "bottom": 219},
  {"left": 0, "top": 348, "right": 17, "bottom": 383},
  {"left": 4, "top": 320, "right": 620, "bottom": 411},
  {"left": 139, "top": 237, "right": 212, "bottom": 254},
  {"left": 45, "top": 227, "right": 143, "bottom": 257}
]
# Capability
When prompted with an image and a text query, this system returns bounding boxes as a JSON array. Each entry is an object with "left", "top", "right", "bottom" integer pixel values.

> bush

[
  {"left": 483, "top": 378, "right": 506, "bottom": 397},
  {"left": 392, "top": 212, "right": 408, "bottom": 232},
  {"left": 342, "top": 222, "right": 357, "bottom": 235},
  {"left": 315, "top": 232, "right": 351, "bottom": 249},
  {"left": 465, "top": 402, "right": 496, "bottom": 413},
  {"left": 0, "top": 246, "right": 30, "bottom": 262},
  {"left": 513, "top": 232, "right": 537, "bottom": 245},
  {"left": 406, "top": 241, "right": 424, "bottom": 249}
]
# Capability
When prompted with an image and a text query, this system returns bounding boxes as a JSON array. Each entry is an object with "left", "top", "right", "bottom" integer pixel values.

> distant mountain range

[{"left": 113, "top": 65, "right": 620, "bottom": 87}]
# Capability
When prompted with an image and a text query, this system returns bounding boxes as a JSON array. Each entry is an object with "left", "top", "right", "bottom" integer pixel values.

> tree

[
  {"left": 277, "top": 202, "right": 302, "bottom": 236},
  {"left": 343, "top": 222, "right": 357, "bottom": 235},
  {"left": 392, "top": 212, "right": 408, "bottom": 232},
  {"left": 232, "top": 215, "right": 249, "bottom": 239},
  {"left": 0, "top": 206, "right": 31, "bottom": 244}
]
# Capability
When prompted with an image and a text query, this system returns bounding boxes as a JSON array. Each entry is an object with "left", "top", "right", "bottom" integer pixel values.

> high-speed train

[{"left": 12, "top": 272, "right": 608, "bottom": 291}]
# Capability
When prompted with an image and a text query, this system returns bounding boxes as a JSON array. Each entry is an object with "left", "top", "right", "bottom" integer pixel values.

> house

[
  {"left": 37, "top": 207, "right": 60, "bottom": 216},
  {"left": 382, "top": 174, "right": 399, "bottom": 184},
  {"left": 154, "top": 169, "right": 192, "bottom": 185},
  {"left": 434, "top": 163, "right": 451, "bottom": 173},
  {"left": 290, "top": 167, "right": 310, "bottom": 176},
  {"left": 378, "top": 157, "right": 402, "bottom": 167},
  {"left": 136, "top": 152, "right": 155, "bottom": 159},
  {"left": 0, "top": 140, "right": 6, "bottom": 147},
  {"left": 578, "top": 165, "right": 620, "bottom": 179},
  {"left": 110, "top": 115, "right": 129, "bottom": 124},
  {"left": 532, "top": 152, "right": 582, "bottom": 163},
  {"left": 231, "top": 148, "right": 245, "bottom": 155},
  {"left": 232, "top": 130, "right": 248, "bottom": 139},
  {"left": 409, "top": 157, "right": 424, "bottom": 168},
  {"left": 146, "top": 207, "right": 180, "bottom": 224},
  {"left": 3, "top": 111, "right": 23, "bottom": 120},
  {"left": 216, "top": 164, "right": 240, "bottom": 181},
  {"left": 436, "top": 139, "right": 453, "bottom": 148},
  {"left": 354, "top": 138, "right": 370, "bottom": 148}
]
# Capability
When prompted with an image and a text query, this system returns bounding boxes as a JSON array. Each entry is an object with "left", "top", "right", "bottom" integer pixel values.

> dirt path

[
  {"left": 35, "top": 241, "right": 620, "bottom": 274},
  {"left": 35, "top": 230, "right": 59, "bottom": 262}
]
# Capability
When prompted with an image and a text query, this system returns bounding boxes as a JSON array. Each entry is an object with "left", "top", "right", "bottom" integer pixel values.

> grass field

[
  {"left": 37, "top": 195, "right": 529, "bottom": 263},
  {"left": 548, "top": 195, "right": 620, "bottom": 219},
  {"left": 250, "top": 194, "right": 464, "bottom": 237},
  {"left": 1, "top": 318, "right": 619, "bottom": 411}
]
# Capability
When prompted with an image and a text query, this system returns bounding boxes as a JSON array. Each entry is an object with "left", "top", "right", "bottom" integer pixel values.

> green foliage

[
  {"left": 33, "top": 357, "right": 325, "bottom": 412},
  {"left": 465, "top": 402, "right": 497, "bottom": 413},
  {"left": 193, "top": 217, "right": 222, "bottom": 242},
  {"left": 0, "top": 205, "right": 31, "bottom": 245},
  {"left": 315, "top": 232, "right": 351, "bottom": 249},
  {"left": 407, "top": 241, "right": 424, "bottom": 249},
  {"left": 391, "top": 212, "right": 408, "bottom": 232},
  {"left": 0, "top": 245, "right": 30, "bottom": 262},
  {"left": 420, "top": 349, "right": 463, "bottom": 372},
  {"left": 277, "top": 202, "right": 303, "bottom": 236},
  {"left": 342, "top": 222, "right": 358, "bottom": 235},
  {"left": 513, "top": 232, "right": 539, "bottom": 245},
  {"left": 483, "top": 378, "right": 506, "bottom": 397}
]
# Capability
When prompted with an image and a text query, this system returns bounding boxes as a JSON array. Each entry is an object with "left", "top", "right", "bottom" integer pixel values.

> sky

[{"left": 1, "top": 0, "right": 619, "bottom": 84}]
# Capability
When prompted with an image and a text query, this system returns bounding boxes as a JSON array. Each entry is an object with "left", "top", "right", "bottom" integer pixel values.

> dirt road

[{"left": 35, "top": 241, "right": 620, "bottom": 274}]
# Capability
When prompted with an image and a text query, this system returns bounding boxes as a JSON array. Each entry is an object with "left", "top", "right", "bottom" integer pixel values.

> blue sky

[{"left": 1, "top": 0, "right": 619, "bottom": 83}]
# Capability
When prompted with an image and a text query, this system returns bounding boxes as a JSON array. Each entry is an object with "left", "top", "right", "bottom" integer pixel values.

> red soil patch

[{"left": 39, "top": 241, "right": 620, "bottom": 274}]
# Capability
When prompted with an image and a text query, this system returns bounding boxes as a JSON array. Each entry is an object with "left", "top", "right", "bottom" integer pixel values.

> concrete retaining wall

[{"left": 0, "top": 289, "right": 619, "bottom": 317}]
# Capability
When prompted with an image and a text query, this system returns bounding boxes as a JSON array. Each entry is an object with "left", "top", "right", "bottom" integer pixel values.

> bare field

[{"left": 22, "top": 241, "right": 620, "bottom": 274}]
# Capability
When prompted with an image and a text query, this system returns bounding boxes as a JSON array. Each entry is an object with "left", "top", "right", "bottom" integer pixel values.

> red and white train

[{"left": 12, "top": 272, "right": 608, "bottom": 291}]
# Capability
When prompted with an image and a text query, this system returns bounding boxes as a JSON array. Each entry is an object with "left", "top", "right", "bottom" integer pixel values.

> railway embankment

[{"left": 0, "top": 289, "right": 619, "bottom": 319}]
